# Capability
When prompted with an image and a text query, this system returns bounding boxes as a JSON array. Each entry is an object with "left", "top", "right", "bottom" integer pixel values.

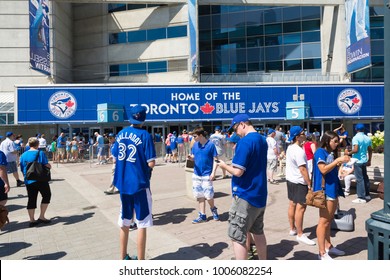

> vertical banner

[
  {"left": 345, "top": 0, "right": 371, "bottom": 73},
  {"left": 29, "top": 0, "right": 51, "bottom": 75},
  {"left": 188, "top": 0, "right": 198, "bottom": 79}
]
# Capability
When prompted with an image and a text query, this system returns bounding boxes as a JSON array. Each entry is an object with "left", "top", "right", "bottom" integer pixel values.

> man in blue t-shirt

[
  {"left": 112, "top": 105, "right": 156, "bottom": 260},
  {"left": 217, "top": 114, "right": 268, "bottom": 260},
  {"left": 187, "top": 126, "right": 219, "bottom": 224}
]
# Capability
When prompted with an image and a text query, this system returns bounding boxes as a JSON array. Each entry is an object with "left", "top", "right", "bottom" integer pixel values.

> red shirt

[{"left": 304, "top": 141, "right": 315, "bottom": 160}]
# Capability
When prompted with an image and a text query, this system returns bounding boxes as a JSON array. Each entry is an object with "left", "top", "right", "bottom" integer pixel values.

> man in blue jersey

[
  {"left": 187, "top": 127, "right": 219, "bottom": 224},
  {"left": 217, "top": 114, "right": 268, "bottom": 260},
  {"left": 112, "top": 105, "right": 156, "bottom": 260}
]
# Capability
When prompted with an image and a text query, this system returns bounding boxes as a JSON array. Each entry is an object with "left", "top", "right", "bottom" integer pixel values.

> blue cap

[
  {"left": 173, "top": 131, "right": 177, "bottom": 135},
  {"left": 108, "top": 133, "right": 115, "bottom": 137},
  {"left": 268, "top": 129, "right": 275, "bottom": 135},
  {"left": 288, "top": 126, "right": 304, "bottom": 142},
  {"left": 129, "top": 105, "right": 146, "bottom": 124},
  {"left": 6, "top": 132, "right": 13, "bottom": 137},
  {"left": 228, "top": 114, "right": 250, "bottom": 132},
  {"left": 355, "top": 123, "right": 365, "bottom": 131},
  {"left": 215, "top": 126, "right": 221, "bottom": 131}
]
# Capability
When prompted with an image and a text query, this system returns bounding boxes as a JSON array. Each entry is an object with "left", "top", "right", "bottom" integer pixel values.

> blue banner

[
  {"left": 16, "top": 84, "right": 383, "bottom": 124},
  {"left": 29, "top": 0, "right": 50, "bottom": 75},
  {"left": 345, "top": 0, "right": 371, "bottom": 73},
  {"left": 188, "top": 0, "right": 198, "bottom": 78}
]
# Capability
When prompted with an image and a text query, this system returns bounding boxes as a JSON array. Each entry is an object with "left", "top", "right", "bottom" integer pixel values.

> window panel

[
  {"left": 302, "top": 31, "right": 320, "bottom": 43},
  {"left": 247, "top": 47, "right": 263, "bottom": 63},
  {"left": 199, "top": 40, "right": 212, "bottom": 51},
  {"left": 127, "top": 30, "right": 146, "bottom": 43},
  {"left": 265, "top": 46, "right": 283, "bottom": 61},
  {"left": 147, "top": 28, "right": 166, "bottom": 41},
  {"left": 127, "top": 4, "right": 146, "bottom": 10},
  {"left": 128, "top": 63, "right": 146, "bottom": 75},
  {"left": 108, "top": 4, "right": 126, "bottom": 13},
  {"left": 199, "top": 15, "right": 211, "bottom": 30},
  {"left": 284, "top": 44, "right": 302, "bottom": 59},
  {"left": 283, "top": 7, "right": 301, "bottom": 22},
  {"left": 198, "top": 5, "right": 211, "bottom": 16},
  {"left": 264, "top": 8, "right": 282, "bottom": 23},
  {"left": 265, "top": 35, "right": 282, "bottom": 46},
  {"left": 266, "top": 61, "right": 283, "bottom": 71},
  {"left": 110, "top": 64, "right": 127, "bottom": 76},
  {"left": 302, "top": 20, "right": 320, "bottom": 32},
  {"left": 265, "top": 23, "right": 282, "bottom": 35},
  {"left": 0, "top": 113, "right": 6, "bottom": 125},
  {"left": 246, "top": 26, "right": 263, "bottom": 36},
  {"left": 247, "top": 36, "right": 263, "bottom": 47},
  {"left": 228, "top": 27, "right": 246, "bottom": 39},
  {"left": 301, "top": 7, "right": 320, "bottom": 20},
  {"left": 303, "top": 58, "right": 321, "bottom": 69},
  {"left": 248, "top": 62, "right": 264, "bottom": 72},
  {"left": 283, "top": 21, "right": 301, "bottom": 33},
  {"left": 230, "top": 38, "right": 246, "bottom": 48},
  {"left": 228, "top": 12, "right": 246, "bottom": 28},
  {"left": 212, "top": 14, "right": 229, "bottom": 29},
  {"left": 370, "top": 16, "right": 384, "bottom": 27},
  {"left": 200, "top": 51, "right": 212, "bottom": 66},
  {"left": 148, "top": 61, "right": 167, "bottom": 73},
  {"left": 283, "top": 33, "right": 301, "bottom": 45},
  {"left": 109, "top": 33, "right": 126, "bottom": 44},
  {"left": 167, "top": 26, "right": 187, "bottom": 38},
  {"left": 372, "top": 67, "right": 384, "bottom": 79},
  {"left": 372, "top": 56, "right": 384, "bottom": 66},
  {"left": 371, "top": 40, "right": 384, "bottom": 56},
  {"left": 284, "top": 59, "right": 302, "bottom": 71},
  {"left": 246, "top": 11, "right": 263, "bottom": 26},
  {"left": 302, "top": 42, "right": 321, "bottom": 58},
  {"left": 370, "top": 28, "right": 383, "bottom": 40}
]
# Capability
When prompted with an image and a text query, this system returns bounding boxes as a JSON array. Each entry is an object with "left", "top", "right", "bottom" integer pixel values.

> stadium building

[{"left": 0, "top": 0, "right": 385, "bottom": 139}]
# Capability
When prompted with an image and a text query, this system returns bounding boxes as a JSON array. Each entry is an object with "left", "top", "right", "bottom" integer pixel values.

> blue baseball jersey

[
  {"left": 312, "top": 148, "right": 341, "bottom": 199},
  {"left": 112, "top": 126, "right": 156, "bottom": 195},
  {"left": 19, "top": 150, "right": 49, "bottom": 185},
  {"left": 169, "top": 135, "right": 177, "bottom": 150},
  {"left": 0, "top": 151, "right": 7, "bottom": 188},
  {"left": 231, "top": 132, "right": 268, "bottom": 208},
  {"left": 191, "top": 140, "right": 217, "bottom": 177}
]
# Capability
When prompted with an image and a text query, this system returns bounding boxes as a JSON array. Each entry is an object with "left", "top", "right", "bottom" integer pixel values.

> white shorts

[{"left": 192, "top": 174, "right": 214, "bottom": 200}]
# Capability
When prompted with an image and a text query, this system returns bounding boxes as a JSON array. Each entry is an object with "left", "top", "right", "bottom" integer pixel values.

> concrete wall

[{"left": 72, "top": 4, "right": 190, "bottom": 83}]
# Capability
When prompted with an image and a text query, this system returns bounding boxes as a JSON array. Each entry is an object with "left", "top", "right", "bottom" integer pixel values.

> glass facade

[
  {"left": 110, "top": 60, "right": 187, "bottom": 76},
  {"left": 198, "top": 6, "right": 322, "bottom": 75}
]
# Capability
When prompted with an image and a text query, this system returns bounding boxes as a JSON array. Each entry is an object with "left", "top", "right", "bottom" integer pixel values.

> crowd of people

[{"left": 0, "top": 106, "right": 376, "bottom": 261}]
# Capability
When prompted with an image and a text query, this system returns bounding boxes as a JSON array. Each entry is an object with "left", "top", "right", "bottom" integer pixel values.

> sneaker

[
  {"left": 17, "top": 180, "right": 24, "bottom": 187},
  {"left": 318, "top": 252, "right": 333, "bottom": 260},
  {"left": 289, "top": 229, "right": 297, "bottom": 236},
  {"left": 129, "top": 223, "right": 138, "bottom": 231},
  {"left": 211, "top": 207, "right": 219, "bottom": 221},
  {"left": 326, "top": 247, "right": 345, "bottom": 256},
  {"left": 365, "top": 195, "right": 372, "bottom": 201},
  {"left": 352, "top": 198, "right": 367, "bottom": 204},
  {"left": 296, "top": 234, "right": 316, "bottom": 246},
  {"left": 104, "top": 190, "right": 115, "bottom": 195},
  {"left": 123, "top": 254, "right": 138, "bottom": 260},
  {"left": 344, "top": 192, "right": 350, "bottom": 197},
  {"left": 192, "top": 212, "right": 207, "bottom": 224}
]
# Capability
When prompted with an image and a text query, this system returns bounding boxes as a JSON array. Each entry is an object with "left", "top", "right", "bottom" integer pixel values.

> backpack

[{"left": 0, "top": 205, "right": 9, "bottom": 230}]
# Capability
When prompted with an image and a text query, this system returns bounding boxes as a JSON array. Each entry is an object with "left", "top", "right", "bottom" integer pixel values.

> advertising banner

[
  {"left": 17, "top": 84, "right": 383, "bottom": 124},
  {"left": 345, "top": 0, "right": 371, "bottom": 73},
  {"left": 29, "top": 0, "right": 50, "bottom": 75}
]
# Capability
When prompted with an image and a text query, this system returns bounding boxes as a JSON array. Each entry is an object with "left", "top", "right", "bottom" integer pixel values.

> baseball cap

[
  {"left": 355, "top": 123, "right": 365, "bottom": 131},
  {"left": 288, "top": 126, "right": 304, "bottom": 142},
  {"left": 227, "top": 114, "right": 250, "bottom": 132},
  {"left": 108, "top": 133, "right": 115, "bottom": 137},
  {"left": 215, "top": 126, "right": 221, "bottom": 131},
  {"left": 129, "top": 105, "right": 146, "bottom": 124},
  {"left": 6, "top": 132, "right": 13, "bottom": 137},
  {"left": 268, "top": 129, "right": 275, "bottom": 135}
]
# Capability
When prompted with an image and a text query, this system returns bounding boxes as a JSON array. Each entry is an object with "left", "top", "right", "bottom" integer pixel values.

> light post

[{"left": 365, "top": 1, "right": 390, "bottom": 260}]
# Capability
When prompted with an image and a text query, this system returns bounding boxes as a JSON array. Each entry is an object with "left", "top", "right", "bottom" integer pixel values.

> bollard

[{"left": 184, "top": 159, "right": 195, "bottom": 199}]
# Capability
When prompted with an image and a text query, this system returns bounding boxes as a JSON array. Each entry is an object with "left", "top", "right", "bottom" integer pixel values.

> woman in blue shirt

[
  {"left": 312, "top": 131, "right": 349, "bottom": 260},
  {"left": 20, "top": 137, "right": 52, "bottom": 227}
]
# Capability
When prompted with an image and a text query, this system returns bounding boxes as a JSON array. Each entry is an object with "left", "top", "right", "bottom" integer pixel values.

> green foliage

[{"left": 370, "top": 131, "right": 384, "bottom": 153}]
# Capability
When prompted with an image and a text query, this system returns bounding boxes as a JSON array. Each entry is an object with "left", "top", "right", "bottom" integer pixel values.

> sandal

[{"left": 269, "top": 180, "right": 279, "bottom": 185}]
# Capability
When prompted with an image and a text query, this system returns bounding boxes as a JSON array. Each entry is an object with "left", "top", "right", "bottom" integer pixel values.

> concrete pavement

[{"left": 0, "top": 157, "right": 385, "bottom": 260}]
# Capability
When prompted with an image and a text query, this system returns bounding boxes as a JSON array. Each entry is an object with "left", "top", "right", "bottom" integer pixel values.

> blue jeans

[{"left": 354, "top": 163, "right": 370, "bottom": 199}]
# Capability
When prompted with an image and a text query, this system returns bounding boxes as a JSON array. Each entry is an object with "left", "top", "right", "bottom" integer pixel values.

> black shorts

[
  {"left": 0, "top": 184, "right": 8, "bottom": 201},
  {"left": 287, "top": 181, "right": 308, "bottom": 204}
]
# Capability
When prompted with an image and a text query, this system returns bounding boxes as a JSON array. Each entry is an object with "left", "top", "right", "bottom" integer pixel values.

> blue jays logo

[
  {"left": 337, "top": 88, "right": 362, "bottom": 115},
  {"left": 48, "top": 91, "right": 77, "bottom": 119}
]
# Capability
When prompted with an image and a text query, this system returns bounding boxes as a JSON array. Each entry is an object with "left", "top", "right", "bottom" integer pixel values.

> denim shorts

[
  {"left": 6, "top": 161, "right": 17, "bottom": 174},
  {"left": 228, "top": 195, "right": 265, "bottom": 245},
  {"left": 192, "top": 174, "right": 214, "bottom": 200}
]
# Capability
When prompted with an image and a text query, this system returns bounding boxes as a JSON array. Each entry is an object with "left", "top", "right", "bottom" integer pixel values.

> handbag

[
  {"left": 26, "top": 150, "right": 51, "bottom": 182},
  {"left": 0, "top": 205, "right": 9, "bottom": 229},
  {"left": 306, "top": 172, "right": 326, "bottom": 209}
]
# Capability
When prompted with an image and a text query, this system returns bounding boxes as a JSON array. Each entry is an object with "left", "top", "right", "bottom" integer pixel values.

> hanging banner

[
  {"left": 188, "top": 0, "right": 198, "bottom": 79},
  {"left": 29, "top": 0, "right": 51, "bottom": 75},
  {"left": 345, "top": 0, "right": 371, "bottom": 73}
]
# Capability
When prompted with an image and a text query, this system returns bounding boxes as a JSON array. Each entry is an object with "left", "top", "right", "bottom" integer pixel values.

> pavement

[{"left": 0, "top": 156, "right": 385, "bottom": 260}]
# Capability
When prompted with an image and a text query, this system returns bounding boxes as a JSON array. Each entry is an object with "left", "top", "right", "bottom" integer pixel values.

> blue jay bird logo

[
  {"left": 337, "top": 89, "right": 362, "bottom": 115},
  {"left": 48, "top": 91, "right": 77, "bottom": 119}
]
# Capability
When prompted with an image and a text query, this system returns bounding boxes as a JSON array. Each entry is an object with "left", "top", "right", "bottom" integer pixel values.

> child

[{"left": 338, "top": 158, "right": 358, "bottom": 196}]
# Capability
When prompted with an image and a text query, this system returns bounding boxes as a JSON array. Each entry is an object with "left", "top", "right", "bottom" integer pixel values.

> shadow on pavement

[
  {"left": 267, "top": 239, "right": 298, "bottom": 260},
  {"left": 153, "top": 208, "right": 195, "bottom": 226},
  {"left": 24, "top": 251, "right": 67, "bottom": 260},
  {"left": 152, "top": 242, "right": 229, "bottom": 260},
  {"left": 51, "top": 212, "right": 95, "bottom": 226},
  {"left": 0, "top": 242, "right": 32, "bottom": 258}
]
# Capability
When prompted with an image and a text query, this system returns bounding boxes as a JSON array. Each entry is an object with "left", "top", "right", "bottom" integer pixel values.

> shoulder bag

[
  {"left": 26, "top": 150, "right": 51, "bottom": 182},
  {"left": 306, "top": 172, "right": 326, "bottom": 209}
]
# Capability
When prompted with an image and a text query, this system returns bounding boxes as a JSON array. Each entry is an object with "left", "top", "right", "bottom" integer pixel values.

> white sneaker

[
  {"left": 296, "top": 234, "right": 316, "bottom": 246},
  {"left": 326, "top": 247, "right": 345, "bottom": 256},
  {"left": 289, "top": 229, "right": 297, "bottom": 236},
  {"left": 344, "top": 192, "right": 350, "bottom": 197},
  {"left": 318, "top": 252, "right": 333, "bottom": 260},
  {"left": 352, "top": 198, "right": 367, "bottom": 204}
]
